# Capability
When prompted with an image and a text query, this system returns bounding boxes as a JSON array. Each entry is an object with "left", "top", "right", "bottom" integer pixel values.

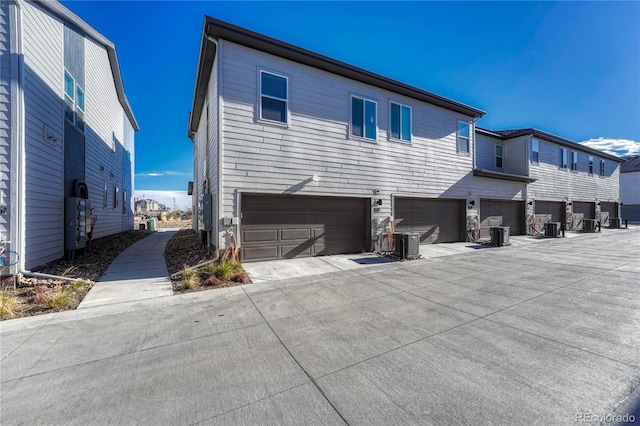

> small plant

[
  {"left": 31, "top": 286, "right": 51, "bottom": 304},
  {"left": 44, "top": 285, "right": 73, "bottom": 309},
  {"left": 212, "top": 262, "right": 235, "bottom": 281},
  {"left": 0, "top": 291, "right": 23, "bottom": 319},
  {"left": 182, "top": 266, "right": 199, "bottom": 290},
  {"left": 66, "top": 281, "right": 88, "bottom": 292}
]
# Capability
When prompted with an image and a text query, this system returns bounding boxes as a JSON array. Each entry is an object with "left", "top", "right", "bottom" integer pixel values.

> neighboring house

[
  {"left": 1, "top": 0, "right": 138, "bottom": 273},
  {"left": 187, "top": 17, "right": 621, "bottom": 262},
  {"left": 475, "top": 128, "right": 622, "bottom": 235},
  {"left": 620, "top": 155, "right": 640, "bottom": 222}
]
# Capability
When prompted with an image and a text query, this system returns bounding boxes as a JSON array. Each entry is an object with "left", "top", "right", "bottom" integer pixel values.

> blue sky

[{"left": 61, "top": 1, "right": 640, "bottom": 209}]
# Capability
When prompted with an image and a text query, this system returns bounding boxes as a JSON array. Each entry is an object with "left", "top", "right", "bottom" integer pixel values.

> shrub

[
  {"left": 66, "top": 281, "right": 88, "bottom": 292},
  {"left": 31, "top": 286, "right": 51, "bottom": 304},
  {"left": 44, "top": 285, "right": 73, "bottom": 309},
  {"left": 182, "top": 266, "right": 199, "bottom": 290},
  {"left": 0, "top": 291, "right": 23, "bottom": 319},
  {"left": 231, "top": 271, "right": 251, "bottom": 284},
  {"left": 204, "top": 276, "right": 222, "bottom": 287}
]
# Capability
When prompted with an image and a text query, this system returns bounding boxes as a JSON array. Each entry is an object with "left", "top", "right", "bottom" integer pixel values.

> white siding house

[
  {"left": 188, "top": 17, "right": 622, "bottom": 261},
  {"left": 1, "top": 0, "right": 138, "bottom": 272}
]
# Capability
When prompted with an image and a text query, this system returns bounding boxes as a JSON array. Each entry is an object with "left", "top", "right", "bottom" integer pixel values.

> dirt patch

[
  {"left": 1, "top": 230, "right": 154, "bottom": 320},
  {"left": 164, "top": 229, "right": 251, "bottom": 293}
]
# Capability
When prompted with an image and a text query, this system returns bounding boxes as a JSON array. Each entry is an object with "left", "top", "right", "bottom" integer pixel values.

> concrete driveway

[{"left": 1, "top": 228, "right": 639, "bottom": 425}]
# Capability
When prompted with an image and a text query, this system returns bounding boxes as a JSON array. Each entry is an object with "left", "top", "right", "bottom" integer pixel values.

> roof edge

[
  {"left": 189, "top": 16, "right": 485, "bottom": 135},
  {"left": 477, "top": 127, "right": 623, "bottom": 163}
]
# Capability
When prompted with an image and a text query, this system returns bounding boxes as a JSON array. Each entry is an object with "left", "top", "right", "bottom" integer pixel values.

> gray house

[
  {"left": 1, "top": 0, "right": 138, "bottom": 272},
  {"left": 475, "top": 128, "right": 623, "bottom": 236},
  {"left": 188, "top": 17, "right": 621, "bottom": 262}
]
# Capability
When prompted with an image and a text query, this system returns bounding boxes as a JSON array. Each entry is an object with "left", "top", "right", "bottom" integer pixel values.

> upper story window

[
  {"left": 259, "top": 71, "right": 288, "bottom": 124},
  {"left": 351, "top": 96, "right": 377, "bottom": 140},
  {"left": 588, "top": 155, "right": 594, "bottom": 175},
  {"left": 390, "top": 102, "right": 411, "bottom": 142},
  {"left": 571, "top": 151, "right": 578, "bottom": 171},
  {"left": 531, "top": 139, "right": 539, "bottom": 163},
  {"left": 561, "top": 148, "right": 568, "bottom": 169},
  {"left": 599, "top": 159, "right": 606, "bottom": 177},
  {"left": 457, "top": 121, "right": 470, "bottom": 153},
  {"left": 495, "top": 144, "right": 504, "bottom": 169},
  {"left": 64, "top": 70, "right": 85, "bottom": 132}
]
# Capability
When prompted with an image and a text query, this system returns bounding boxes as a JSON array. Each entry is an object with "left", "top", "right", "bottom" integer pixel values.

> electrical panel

[
  {"left": 65, "top": 197, "right": 89, "bottom": 250},
  {"left": 198, "top": 193, "right": 213, "bottom": 231}
]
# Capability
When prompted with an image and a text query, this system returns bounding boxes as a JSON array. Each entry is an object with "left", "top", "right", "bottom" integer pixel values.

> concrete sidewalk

[
  {"left": 77, "top": 230, "right": 177, "bottom": 309},
  {"left": 1, "top": 228, "right": 638, "bottom": 425}
]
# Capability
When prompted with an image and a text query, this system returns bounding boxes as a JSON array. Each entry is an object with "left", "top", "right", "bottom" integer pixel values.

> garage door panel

[
  {"left": 280, "top": 228, "right": 312, "bottom": 241},
  {"left": 242, "top": 194, "right": 368, "bottom": 262},
  {"left": 243, "top": 246, "right": 279, "bottom": 261},
  {"left": 573, "top": 202, "right": 594, "bottom": 219},
  {"left": 242, "top": 229, "right": 278, "bottom": 243},
  {"left": 281, "top": 243, "right": 313, "bottom": 258},
  {"left": 535, "top": 201, "right": 564, "bottom": 231}
]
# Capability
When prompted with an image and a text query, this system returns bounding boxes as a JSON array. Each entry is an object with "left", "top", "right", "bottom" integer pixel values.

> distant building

[
  {"left": 620, "top": 155, "right": 640, "bottom": 222},
  {"left": 134, "top": 199, "right": 160, "bottom": 214},
  {"left": 1, "top": 0, "right": 138, "bottom": 271}
]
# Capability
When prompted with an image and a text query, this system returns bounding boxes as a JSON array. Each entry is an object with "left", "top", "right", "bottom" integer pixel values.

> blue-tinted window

[
  {"left": 571, "top": 151, "right": 578, "bottom": 171},
  {"left": 76, "top": 87, "right": 85, "bottom": 111},
  {"left": 457, "top": 121, "right": 470, "bottom": 153},
  {"left": 390, "top": 102, "right": 411, "bottom": 142},
  {"left": 496, "top": 145, "right": 504, "bottom": 169},
  {"left": 260, "top": 71, "right": 288, "bottom": 124},
  {"left": 561, "top": 148, "right": 568, "bottom": 168},
  {"left": 588, "top": 156, "right": 594, "bottom": 174},
  {"left": 599, "top": 159, "right": 605, "bottom": 176},
  {"left": 64, "top": 71, "right": 74, "bottom": 100},
  {"left": 531, "top": 139, "right": 539, "bottom": 163},
  {"left": 351, "top": 96, "right": 376, "bottom": 140}
]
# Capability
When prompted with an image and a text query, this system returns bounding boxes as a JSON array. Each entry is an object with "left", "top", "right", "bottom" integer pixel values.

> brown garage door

[
  {"left": 394, "top": 198, "right": 464, "bottom": 243},
  {"left": 241, "top": 194, "right": 368, "bottom": 262},
  {"left": 480, "top": 199, "right": 525, "bottom": 239},
  {"left": 600, "top": 202, "right": 617, "bottom": 224},
  {"left": 534, "top": 201, "right": 565, "bottom": 232},
  {"left": 573, "top": 201, "right": 595, "bottom": 219}
]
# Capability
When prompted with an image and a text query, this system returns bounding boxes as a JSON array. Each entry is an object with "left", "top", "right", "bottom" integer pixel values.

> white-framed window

[
  {"left": 457, "top": 120, "right": 470, "bottom": 153},
  {"left": 259, "top": 70, "right": 288, "bottom": 124},
  {"left": 561, "top": 148, "right": 568, "bottom": 169},
  {"left": 599, "top": 159, "right": 606, "bottom": 177},
  {"left": 531, "top": 139, "right": 539, "bottom": 163},
  {"left": 495, "top": 144, "right": 504, "bottom": 169},
  {"left": 351, "top": 96, "right": 377, "bottom": 140},
  {"left": 122, "top": 190, "right": 127, "bottom": 215},
  {"left": 571, "top": 151, "right": 578, "bottom": 171},
  {"left": 111, "top": 132, "right": 118, "bottom": 152},
  {"left": 64, "top": 70, "right": 85, "bottom": 132},
  {"left": 389, "top": 102, "right": 411, "bottom": 142},
  {"left": 113, "top": 186, "right": 119, "bottom": 210},
  {"left": 588, "top": 156, "right": 594, "bottom": 175},
  {"left": 103, "top": 181, "right": 108, "bottom": 208}
]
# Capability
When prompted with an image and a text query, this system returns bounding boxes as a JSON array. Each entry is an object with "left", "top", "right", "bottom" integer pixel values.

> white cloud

[
  {"left": 134, "top": 190, "right": 192, "bottom": 210},
  {"left": 580, "top": 138, "right": 640, "bottom": 157},
  {"left": 135, "top": 171, "right": 189, "bottom": 178}
]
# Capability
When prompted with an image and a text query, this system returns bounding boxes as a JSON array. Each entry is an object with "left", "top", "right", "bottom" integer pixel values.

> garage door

[
  {"left": 480, "top": 199, "right": 525, "bottom": 239},
  {"left": 534, "top": 201, "right": 565, "bottom": 232},
  {"left": 394, "top": 198, "right": 464, "bottom": 243},
  {"left": 573, "top": 202, "right": 595, "bottom": 219},
  {"left": 600, "top": 202, "right": 617, "bottom": 224},
  {"left": 241, "top": 194, "right": 368, "bottom": 262}
]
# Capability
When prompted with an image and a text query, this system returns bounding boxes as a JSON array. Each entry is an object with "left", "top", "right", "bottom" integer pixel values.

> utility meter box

[
  {"left": 65, "top": 197, "right": 88, "bottom": 250},
  {"left": 199, "top": 193, "right": 213, "bottom": 231}
]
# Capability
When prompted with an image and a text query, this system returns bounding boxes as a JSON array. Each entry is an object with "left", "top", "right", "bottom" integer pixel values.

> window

[
  {"left": 561, "top": 148, "right": 568, "bottom": 168},
  {"left": 122, "top": 190, "right": 127, "bottom": 214},
  {"left": 531, "top": 139, "right": 539, "bottom": 163},
  {"left": 588, "top": 156, "right": 594, "bottom": 175},
  {"left": 64, "top": 70, "right": 85, "bottom": 132},
  {"left": 495, "top": 144, "right": 504, "bottom": 169},
  {"left": 390, "top": 102, "right": 411, "bottom": 142},
  {"left": 599, "top": 159, "right": 606, "bottom": 177},
  {"left": 111, "top": 132, "right": 118, "bottom": 152},
  {"left": 351, "top": 96, "right": 377, "bottom": 140},
  {"left": 114, "top": 186, "right": 119, "bottom": 209},
  {"left": 260, "top": 71, "right": 288, "bottom": 123},
  {"left": 457, "top": 121, "right": 470, "bottom": 153},
  {"left": 103, "top": 181, "right": 108, "bottom": 208},
  {"left": 571, "top": 151, "right": 578, "bottom": 171}
]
